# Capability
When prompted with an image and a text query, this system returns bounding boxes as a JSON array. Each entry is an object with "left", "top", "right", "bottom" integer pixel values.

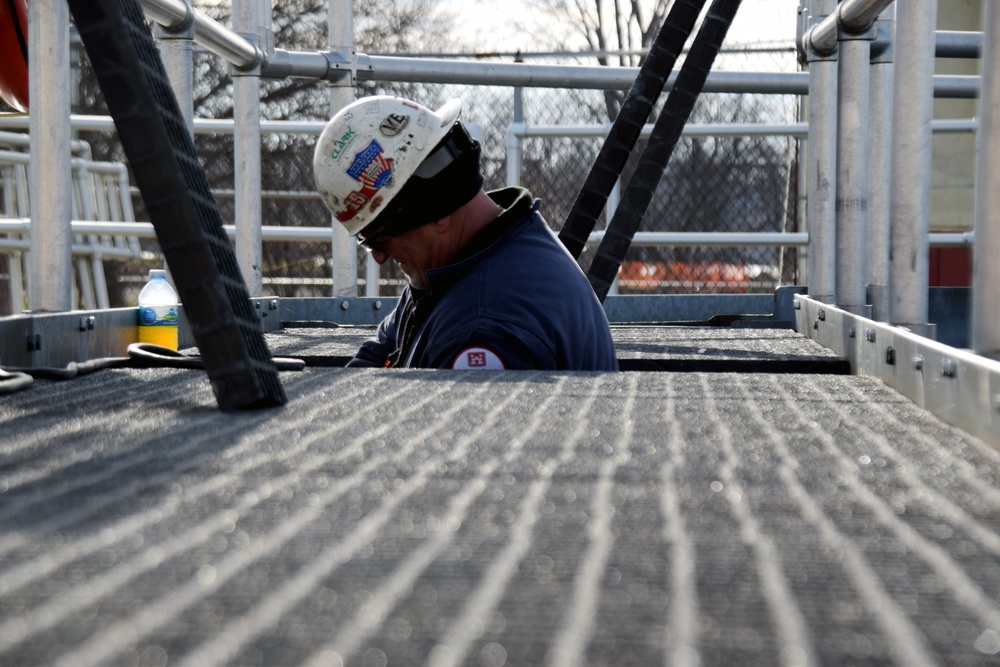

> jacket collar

[{"left": 419, "top": 187, "right": 535, "bottom": 297}]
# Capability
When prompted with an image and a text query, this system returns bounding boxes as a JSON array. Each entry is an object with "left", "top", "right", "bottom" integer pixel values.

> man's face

[{"left": 368, "top": 223, "right": 445, "bottom": 291}]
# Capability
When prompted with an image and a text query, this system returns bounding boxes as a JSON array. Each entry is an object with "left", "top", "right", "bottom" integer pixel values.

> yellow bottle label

[
  {"left": 138, "top": 304, "right": 179, "bottom": 350},
  {"left": 138, "top": 324, "right": 179, "bottom": 350}
]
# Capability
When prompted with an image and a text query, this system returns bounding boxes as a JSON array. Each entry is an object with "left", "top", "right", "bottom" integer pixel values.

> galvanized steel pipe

[
  {"left": 328, "top": 0, "right": 358, "bottom": 297},
  {"left": 973, "top": 2, "right": 1000, "bottom": 359},
  {"left": 233, "top": 0, "right": 263, "bottom": 296},
  {"left": 28, "top": 0, "right": 74, "bottom": 312},
  {"left": 888, "top": 0, "right": 937, "bottom": 337},
  {"left": 0, "top": 116, "right": 976, "bottom": 137},
  {"left": 155, "top": 1, "right": 195, "bottom": 137},
  {"left": 140, "top": 0, "right": 261, "bottom": 69},
  {"left": 934, "top": 31, "right": 982, "bottom": 58},
  {"left": 805, "top": 0, "right": 839, "bottom": 305},
  {"left": 2, "top": 219, "right": 972, "bottom": 247},
  {"left": 866, "top": 9, "right": 894, "bottom": 321},
  {"left": 805, "top": 0, "right": 895, "bottom": 55},
  {"left": 359, "top": 56, "right": 808, "bottom": 94},
  {"left": 138, "top": 0, "right": 193, "bottom": 31},
  {"left": 869, "top": 30, "right": 982, "bottom": 60},
  {"left": 834, "top": 26, "right": 874, "bottom": 317}
]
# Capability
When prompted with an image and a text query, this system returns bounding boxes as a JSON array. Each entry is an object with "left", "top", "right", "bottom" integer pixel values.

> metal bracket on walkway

[{"left": 795, "top": 294, "right": 1000, "bottom": 449}]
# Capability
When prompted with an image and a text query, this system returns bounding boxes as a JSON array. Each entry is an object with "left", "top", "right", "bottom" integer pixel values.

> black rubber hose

[
  {"left": 0, "top": 356, "right": 132, "bottom": 391},
  {"left": 0, "top": 346, "right": 303, "bottom": 395},
  {"left": 558, "top": 0, "right": 708, "bottom": 260},
  {"left": 586, "top": 0, "right": 745, "bottom": 302},
  {"left": 0, "top": 368, "right": 33, "bottom": 395},
  {"left": 128, "top": 343, "right": 306, "bottom": 372}
]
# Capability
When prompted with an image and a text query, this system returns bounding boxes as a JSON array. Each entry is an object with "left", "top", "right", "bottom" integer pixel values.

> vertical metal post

[
  {"left": 888, "top": 0, "right": 937, "bottom": 337},
  {"left": 866, "top": 8, "right": 894, "bottom": 321},
  {"left": 156, "top": 2, "right": 194, "bottom": 287},
  {"left": 835, "top": 17, "right": 875, "bottom": 317},
  {"left": 804, "top": 0, "right": 838, "bottom": 305},
  {"left": 796, "top": 5, "right": 809, "bottom": 287},
  {"left": 11, "top": 164, "right": 28, "bottom": 311},
  {"left": 329, "top": 0, "right": 358, "bottom": 297},
  {"left": 233, "top": 0, "right": 263, "bottom": 296},
  {"left": 365, "top": 255, "right": 379, "bottom": 297},
  {"left": 973, "top": 0, "right": 1000, "bottom": 359},
  {"left": 28, "top": 0, "right": 73, "bottom": 312},
  {"left": 514, "top": 51, "right": 525, "bottom": 124},
  {"left": 156, "top": 2, "right": 195, "bottom": 136},
  {"left": 506, "top": 124, "right": 524, "bottom": 187}
]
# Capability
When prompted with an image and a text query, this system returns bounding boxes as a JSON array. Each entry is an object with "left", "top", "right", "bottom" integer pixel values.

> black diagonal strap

[
  {"left": 586, "top": 0, "right": 745, "bottom": 302},
  {"left": 558, "top": 0, "right": 708, "bottom": 261},
  {"left": 66, "top": 0, "right": 287, "bottom": 410}
]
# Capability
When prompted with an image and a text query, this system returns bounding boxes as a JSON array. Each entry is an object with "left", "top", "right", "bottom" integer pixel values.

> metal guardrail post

[
  {"left": 505, "top": 123, "right": 526, "bottom": 187},
  {"left": 866, "top": 8, "right": 894, "bottom": 322},
  {"left": 327, "top": 0, "right": 358, "bottom": 298},
  {"left": 28, "top": 0, "right": 74, "bottom": 312},
  {"left": 834, "top": 12, "right": 876, "bottom": 318},
  {"left": 973, "top": 2, "right": 1000, "bottom": 360},
  {"left": 803, "top": 0, "right": 838, "bottom": 305},
  {"left": 888, "top": 0, "right": 937, "bottom": 338},
  {"left": 233, "top": 0, "right": 264, "bottom": 297},
  {"left": 154, "top": 0, "right": 195, "bottom": 136},
  {"left": 28, "top": 0, "right": 73, "bottom": 311}
]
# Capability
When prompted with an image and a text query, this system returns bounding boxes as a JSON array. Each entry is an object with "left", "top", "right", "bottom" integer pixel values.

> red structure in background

[
  {"left": 0, "top": 0, "right": 29, "bottom": 112},
  {"left": 929, "top": 240, "right": 972, "bottom": 287}
]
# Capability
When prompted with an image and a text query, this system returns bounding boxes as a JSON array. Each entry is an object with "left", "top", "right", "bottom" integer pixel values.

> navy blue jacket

[{"left": 348, "top": 187, "right": 618, "bottom": 370}]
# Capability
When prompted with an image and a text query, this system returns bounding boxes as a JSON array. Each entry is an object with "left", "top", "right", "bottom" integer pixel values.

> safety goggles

[
  {"left": 355, "top": 122, "right": 477, "bottom": 252},
  {"left": 357, "top": 222, "right": 392, "bottom": 253}
]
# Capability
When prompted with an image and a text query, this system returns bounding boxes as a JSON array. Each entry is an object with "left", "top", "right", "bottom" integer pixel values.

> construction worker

[{"left": 313, "top": 96, "right": 618, "bottom": 370}]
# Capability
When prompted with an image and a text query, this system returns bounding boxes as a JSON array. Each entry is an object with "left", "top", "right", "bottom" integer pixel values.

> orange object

[
  {"left": 618, "top": 260, "right": 751, "bottom": 292},
  {"left": 0, "top": 0, "right": 29, "bottom": 112}
]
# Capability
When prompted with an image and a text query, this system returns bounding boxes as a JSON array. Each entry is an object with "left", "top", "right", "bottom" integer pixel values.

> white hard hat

[{"left": 313, "top": 96, "right": 463, "bottom": 236}]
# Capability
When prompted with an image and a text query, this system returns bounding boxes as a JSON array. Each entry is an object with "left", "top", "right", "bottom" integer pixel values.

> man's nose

[{"left": 371, "top": 249, "right": 390, "bottom": 264}]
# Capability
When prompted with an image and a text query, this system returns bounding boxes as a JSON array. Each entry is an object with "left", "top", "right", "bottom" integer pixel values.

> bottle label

[{"left": 139, "top": 305, "right": 178, "bottom": 326}]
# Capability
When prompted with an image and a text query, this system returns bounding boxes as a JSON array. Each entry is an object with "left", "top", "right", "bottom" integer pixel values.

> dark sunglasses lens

[{"left": 358, "top": 220, "right": 387, "bottom": 251}]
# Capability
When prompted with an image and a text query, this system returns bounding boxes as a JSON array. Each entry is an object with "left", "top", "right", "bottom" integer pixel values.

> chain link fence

[
  {"left": 244, "top": 44, "right": 801, "bottom": 300},
  {"left": 1, "top": 42, "right": 800, "bottom": 311}
]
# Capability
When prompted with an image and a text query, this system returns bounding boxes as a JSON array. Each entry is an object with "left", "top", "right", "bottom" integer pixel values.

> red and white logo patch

[{"left": 451, "top": 347, "right": 506, "bottom": 370}]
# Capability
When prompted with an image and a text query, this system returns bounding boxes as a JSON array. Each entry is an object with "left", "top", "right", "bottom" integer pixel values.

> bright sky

[{"left": 443, "top": 0, "right": 799, "bottom": 53}]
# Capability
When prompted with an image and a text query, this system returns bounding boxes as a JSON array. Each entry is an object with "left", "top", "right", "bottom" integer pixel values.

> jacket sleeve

[
  {"left": 346, "top": 302, "right": 404, "bottom": 368},
  {"left": 425, "top": 320, "right": 557, "bottom": 370}
]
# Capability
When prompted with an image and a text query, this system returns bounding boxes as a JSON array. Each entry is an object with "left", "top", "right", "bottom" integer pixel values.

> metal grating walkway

[{"left": 1, "top": 328, "right": 999, "bottom": 666}]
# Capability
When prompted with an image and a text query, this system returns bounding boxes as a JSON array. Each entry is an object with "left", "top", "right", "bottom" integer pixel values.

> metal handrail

[
  {"left": 0, "top": 218, "right": 976, "bottom": 248},
  {"left": 139, "top": 0, "right": 261, "bottom": 69}
]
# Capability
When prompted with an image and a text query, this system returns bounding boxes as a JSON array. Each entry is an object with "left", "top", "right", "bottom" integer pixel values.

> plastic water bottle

[{"left": 137, "top": 269, "right": 179, "bottom": 350}]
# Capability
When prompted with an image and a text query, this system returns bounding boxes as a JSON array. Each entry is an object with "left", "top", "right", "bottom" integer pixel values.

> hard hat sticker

[
  {"left": 329, "top": 128, "right": 357, "bottom": 160},
  {"left": 347, "top": 140, "right": 393, "bottom": 188},
  {"left": 338, "top": 140, "right": 394, "bottom": 223},
  {"left": 380, "top": 113, "right": 409, "bottom": 137},
  {"left": 337, "top": 191, "right": 369, "bottom": 222}
]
